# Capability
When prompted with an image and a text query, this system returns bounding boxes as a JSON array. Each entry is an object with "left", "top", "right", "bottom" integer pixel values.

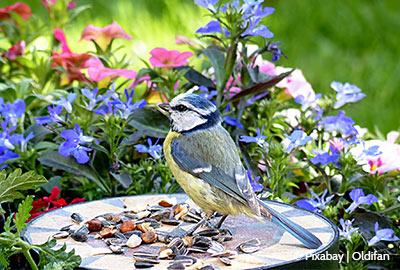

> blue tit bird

[{"left": 158, "top": 92, "right": 322, "bottom": 249}]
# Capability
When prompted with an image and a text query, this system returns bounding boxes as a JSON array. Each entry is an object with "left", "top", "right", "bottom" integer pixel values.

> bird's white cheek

[{"left": 171, "top": 112, "right": 207, "bottom": 132}]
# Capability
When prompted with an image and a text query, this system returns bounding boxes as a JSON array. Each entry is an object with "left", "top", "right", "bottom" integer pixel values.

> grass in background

[{"left": 8, "top": 0, "right": 400, "bottom": 133}]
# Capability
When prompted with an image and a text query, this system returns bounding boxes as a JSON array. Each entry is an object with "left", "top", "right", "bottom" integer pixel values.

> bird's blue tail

[{"left": 258, "top": 199, "right": 322, "bottom": 249}]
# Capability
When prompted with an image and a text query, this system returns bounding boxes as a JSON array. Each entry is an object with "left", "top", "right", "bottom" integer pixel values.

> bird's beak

[{"left": 157, "top": 103, "right": 171, "bottom": 117}]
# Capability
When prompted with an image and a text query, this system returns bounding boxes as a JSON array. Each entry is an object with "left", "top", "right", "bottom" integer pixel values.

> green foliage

[
  {"left": 0, "top": 169, "right": 47, "bottom": 203},
  {"left": 0, "top": 197, "right": 81, "bottom": 270},
  {"left": 15, "top": 196, "right": 33, "bottom": 234}
]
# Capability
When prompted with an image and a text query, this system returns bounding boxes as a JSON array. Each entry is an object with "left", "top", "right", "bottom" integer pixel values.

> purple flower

[
  {"left": 295, "top": 93, "right": 321, "bottom": 111},
  {"left": 310, "top": 149, "right": 340, "bottom": 166},
  {"left": 196, "top": 20, "right": 225, "bottom": 34},
  {"left": 0, "top": 149, "right": 19, "bottom": 169},
  {"left": 59, "top": 124, "right": 93, "bottom": 164},
  {"left": 53, "top": 93, "right": 76, "bottom": 113},
  {"left": 338, "top": 219, "right": 358, "bottom": 240},
  {"left": 35, "top": 105, "right": 64, "bottom": 125},
  {"left": 296, "top": 189, "right": 334, "bottom": 212},
  {"left": 345, "top": 188, "right": 378, "bottom": 213},
  {"left": 246, "top": 92, "right": 269, "bottom": 106},
  {"left": 134, "top": 138, "right": 162, "bottom": 159},
  {"left": 81, "top": 88, "right": 106, "bottom": 111},
  {"left": 247, "top": 170, "right": 263, "bottom": 192},
  {"left": 319, "top": 111, "right": 358, "bottom": 137},
  {"left": 241, "top": 5, "right": 274, "bottom": 38},
  {"left": 0, "top": 99, "right": 26, "bottom": 126},
  {"left": 112, "top": 89, "right": 146, "bottom": 119},
  {"left": 266, "top": 42, "right": 282, "bottom": 62},
  {"left": 368, "top": 222, "right": 399, "bottom": 246},
  {"left": 239, "top": 128, "right": 267, "bottom": 147},
  {"left": 283, "top": 130, "right": 312, "bottom": 153},
  {"left": 223, "top": 116, "right": 244, "bottom": 129},
  {"left": 9, "top": 132, "right": 34, "bottom": 152},
  {"left": 198, "top": 86, "right": 217, "bottom": 101},
  {"left": 331, "top": 81, "right": 366, "bottom": 109}
]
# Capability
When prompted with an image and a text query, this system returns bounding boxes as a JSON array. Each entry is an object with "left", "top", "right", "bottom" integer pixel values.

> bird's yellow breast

[{"left": 163, "top": 131, "right": 256, "bottom": 217}]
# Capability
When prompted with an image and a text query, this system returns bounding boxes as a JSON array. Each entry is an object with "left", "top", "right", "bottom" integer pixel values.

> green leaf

[
  {"left": 203, "top": 46, "right": 226, "bottom": 90},
  {"left": 37, "top": 239, "right": 81, "bottom": 270},
  {"left": 110, "top": 172, "right": 132, "bottom": 188},
  {"left": 15, "top": 196, "right": 33, "bottom": 234},
  {"left": 180, "top": 67, "right": 216, "bottom": 89},
  {"left": 38, "top": 151, "right": 110, "bottom": 194},
  {"left": 0, "top": 169, "right": 47, "bottom": 203},
  {"left": 128, "top": 107, "right": 169, "bottom": 138},
  {"left": 228, "top": 69, "right": 294, "bottom": 102}
]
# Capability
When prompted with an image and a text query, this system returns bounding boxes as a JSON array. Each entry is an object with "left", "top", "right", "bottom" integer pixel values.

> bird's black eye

[{"left": 174, "top": 105, "right": 188, "bottom": 112}]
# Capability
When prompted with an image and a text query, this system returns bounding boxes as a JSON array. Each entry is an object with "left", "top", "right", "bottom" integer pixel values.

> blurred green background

[{"left": 7, "top": 0, "right": 400, "bottom": 133}]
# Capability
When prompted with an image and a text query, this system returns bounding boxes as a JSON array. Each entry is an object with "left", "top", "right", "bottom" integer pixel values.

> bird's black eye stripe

[{"left": 173, "top": 105, "right": 188, "bottom": 112}]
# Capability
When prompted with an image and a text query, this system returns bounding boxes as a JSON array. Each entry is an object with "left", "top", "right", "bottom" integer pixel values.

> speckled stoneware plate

[{"left": 23, "top": 194, "right": 339, "bottom": 269}]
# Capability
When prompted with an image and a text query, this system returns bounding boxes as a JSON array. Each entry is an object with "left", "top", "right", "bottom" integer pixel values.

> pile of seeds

[{"left": 53, "top": 199, "right": 261, "bottom": 269}]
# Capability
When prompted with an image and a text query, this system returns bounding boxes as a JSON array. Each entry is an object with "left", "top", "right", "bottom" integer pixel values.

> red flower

[
  {"left": 51, "top": 29, "right": 91, "bottom": 84},
  {"left": 0, "top": 2, "right": 32, "bottom": 21},
  {"left": 4, "top": 41, "right": 25, "bottom": 60},
  {"left": 29, "top": 186, "right": 85, "bottom": 221}
]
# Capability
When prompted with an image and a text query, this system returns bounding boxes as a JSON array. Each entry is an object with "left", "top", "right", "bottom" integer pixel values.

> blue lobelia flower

[
  {"left": 283, "top": 130, "right": 312, "bottom": 153},
  {"left": 53, "top": 93, "right": 76, "bottom": 113},
  {"left": 196, "top": 20, "right": 224, "bottom": 34},
  {"left": 0, "top": 149, "right": 19, "bottom": 169},
  {"left": 113, "top": 89, "right": 146, "bottom": 119},
  {"left": 59, "top": 124, "right": 94, "bottom": 164},
  {"left": 296, "top": 189, "right": 334, "bottom": 212},
  {"left": 319, "top": 111, "right": 358, "bottom": 137},
  {"left": 239, "top": 127, "right": 267, "bottom": 147},
  {"left": 266, "top": 42, "right": 283, "bottom": 62},
  {"left": 246, "top": 92, "right": 269, "bottom": 106},
  {"left": 345, "top": 188, "right": 378, "bottom": 213},
  {"left": 81, "top": 88, "right": 106, "bottom": 111},
  {"left": 247, "top": 170, "right": 263, "bottom": 193},
  {"left": 0, "top": 99, "right": 26, "bottom": 127},
  {"left": 368, "top": 222, "right": 399, "bottom": 246},
  {"left": 198, "top": 86, "right": 217, "bottom": 101},
  {"left": 134, "top": 138, "right": 163, "bottom": 159},
  {"left": 223, "top": 116, "right": 244, "bottom": 129},
  {"left": 35, "top": 105, "right": 64, "bottom": 125},
  {"left": 310, "top": 149, "right": 341, "bottom": 166},
  {"left": 338, "top": 219, "right": 358, "bottom": 240},
  {"left": 9, "top": 132, "right": 34, "bottom": 152},
  {"left": 241, "top": 4, "right": 274, "bottom": 38},
  {"left": 331, "top": 81, "right": 366, "bottom": 109}
]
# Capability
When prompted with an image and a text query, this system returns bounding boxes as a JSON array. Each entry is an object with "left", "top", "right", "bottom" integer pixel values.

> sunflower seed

[
  {"left": 238, "top": 238, "right": 261, "bottom": 254},
  {"left": 167, "top": 262, "right": 185, "bottom": 270},
  {"left": 134, "top": 262, "right": 154, "bottom": 268},
  {"left": 159, "top": 248, "right": 173, "bottom": 259},
  {"left": 132, "top": 252, "right": 159, "bottom": 259},
  {"left": 52, "top": 231, "right": 69, "bottom": 239},
  {"left": 133, "top": 256, "right": 160, "bottom": 264},
  {"left": 207, "top": 240, "right": 225, "bottom": 254},
  {"left": 219, "top": 257, "right": 231, "bottom": 266},
  {"left": 161, "top": 219, "right": 181, "bottom": 226},
  {"left": 70, "top": 213, "right": 84, "bottom": 224},
  {"left": 109, "top": 244, "right": 123, "bottom": 254}
]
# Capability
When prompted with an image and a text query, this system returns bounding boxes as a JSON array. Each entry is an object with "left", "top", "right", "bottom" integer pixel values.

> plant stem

[{"left": 22, "top": 247, "right": 38, "bottom": 270}]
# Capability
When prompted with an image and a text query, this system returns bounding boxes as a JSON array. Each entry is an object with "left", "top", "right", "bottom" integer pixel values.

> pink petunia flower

[
  {"left": 81, "top": 21, "right": 131, "bottom": 51},
  {"left": 4, "top": 41, "right": 25, "bottom": 60},
  {"left": 84, "top": 57, "right": 136, "bottom": 82},
  {"left": 149, "top": 48, "right": 193, "bottom": 68},
  {"left": 51, "top": 29, "right": 91, "bottom": 84},
  {"left": 0, "top": 2, "right": 31, "bottom": 21},
  {"left": 350, "top": 132, "right": 400, "bottom": 175}
]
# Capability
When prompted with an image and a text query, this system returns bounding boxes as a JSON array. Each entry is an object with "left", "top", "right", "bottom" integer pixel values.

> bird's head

[{"left": 158, "top": 93, "right": 222, "bottom": 133}]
